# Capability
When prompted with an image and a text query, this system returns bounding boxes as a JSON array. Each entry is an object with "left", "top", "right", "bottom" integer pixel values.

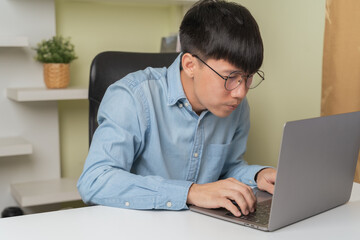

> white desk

[{"left": 1, "top": 183, "right": 360, "bottom": 240}]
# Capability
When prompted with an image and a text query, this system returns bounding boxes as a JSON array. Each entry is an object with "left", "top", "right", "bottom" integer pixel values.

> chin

[{"left": 211, "top": 110, "right": 233, "bottom": 118}]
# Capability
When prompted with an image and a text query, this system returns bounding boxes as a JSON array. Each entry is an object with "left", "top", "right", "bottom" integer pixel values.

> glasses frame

[{"left": 192, "top": 54, "right": 265, "bottom": 91}]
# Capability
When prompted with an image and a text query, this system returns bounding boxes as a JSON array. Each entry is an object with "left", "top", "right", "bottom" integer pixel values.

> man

[{"left": 78, "top": 0, "right": 276, "bottom": 218}]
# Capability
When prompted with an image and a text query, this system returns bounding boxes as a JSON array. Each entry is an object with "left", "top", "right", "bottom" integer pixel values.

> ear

[{"left": 181, "top": 53, "right": 196, "bottom": 79}]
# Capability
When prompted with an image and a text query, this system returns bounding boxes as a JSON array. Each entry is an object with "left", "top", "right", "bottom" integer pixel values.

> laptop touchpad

[{"left": 253, "top": 188, "right": 273, "bottom": 203}]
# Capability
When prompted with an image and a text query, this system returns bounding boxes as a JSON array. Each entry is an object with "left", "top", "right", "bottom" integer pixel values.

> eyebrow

[{"left": 221, "top": 69, "right": 243, "bottom": 75}]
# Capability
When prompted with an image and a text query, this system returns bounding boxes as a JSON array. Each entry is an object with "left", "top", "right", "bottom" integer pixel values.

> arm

[{"left": 77, "top": 82, "right": 192, "bottom": 210}]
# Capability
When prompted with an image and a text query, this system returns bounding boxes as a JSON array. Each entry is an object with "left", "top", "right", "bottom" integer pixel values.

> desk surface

[{"left": 1, "top": 183, "right": 360, "bottom": 240}]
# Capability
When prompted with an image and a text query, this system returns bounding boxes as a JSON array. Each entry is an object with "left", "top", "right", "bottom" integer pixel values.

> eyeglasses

[{"left": 192, "top": 55, "right": 265, "bottom": 91}]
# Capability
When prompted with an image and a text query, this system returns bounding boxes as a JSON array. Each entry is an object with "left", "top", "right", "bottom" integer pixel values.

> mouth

[{"left": 226, "top": 104, "right": 239, "bottom": 111}]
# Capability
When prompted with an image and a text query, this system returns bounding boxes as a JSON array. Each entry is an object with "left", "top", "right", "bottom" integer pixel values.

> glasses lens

[
  {"left": 247, "top": 71, "right": 264, "bottom": 89},
  {"left": 225, "top": 72, "right": 243, "bottom": 90}
]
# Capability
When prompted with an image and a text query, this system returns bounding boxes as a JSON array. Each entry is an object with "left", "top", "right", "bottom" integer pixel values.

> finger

[
  {"left": 266, "top": 182, "right": 275, "bottom": 194},
  {"left": 223, "top": 189, "right": 254, "bottom": 215},
  {"left": 226, "top": 179, "right": 256, "bottom": 210},
  {"left": 263, "top": 169, "right": 277, "bottom": 184},
  {"left": 258, "top": 170, "right": 277, "bottom": 194},
  {"left": 259, "top": 180, "right": 275, "bottom": 194},
  {"left": 231, "top": 193, "right": 250, "bottom": 215},
  {"left": 227, "top": 178, "right": 257, "bottom": 203},
  {"left": 222, "top": 199, "right": 241, "bottom": 217},
  {"left": 238, "top": 187, "right": 256, "bottom": 213},
  {"left": 221, "top": 189, "right": 249, "bottom": 215},
  {"left": 268, "top": 171, "right": 277, "bottom": 184}
]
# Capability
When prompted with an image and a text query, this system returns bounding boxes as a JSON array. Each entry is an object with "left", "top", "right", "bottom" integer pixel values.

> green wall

[
  {"left": 237, "top": 0, "right": 326, "bottom": 167},
  {"left": 56, "top": 0, "right": 326, "bottom": 179}
]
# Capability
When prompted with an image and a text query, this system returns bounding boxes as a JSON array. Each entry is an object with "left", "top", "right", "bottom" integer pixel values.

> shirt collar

[{"left": 167, "top": 53, "right": 187, "bottom": 106}]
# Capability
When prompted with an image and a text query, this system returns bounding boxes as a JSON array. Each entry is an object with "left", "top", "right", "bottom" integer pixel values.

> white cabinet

[
  {"left": 4, "top": 88, "right": 87, "bottom": 209},
  {"left": 0, "top": 0, "right": 84, "bottom": 213}
]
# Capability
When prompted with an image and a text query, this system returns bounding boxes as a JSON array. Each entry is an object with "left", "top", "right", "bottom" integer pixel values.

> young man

[{"left": 78, "top": 0, "right": 276, "bottom": 217}]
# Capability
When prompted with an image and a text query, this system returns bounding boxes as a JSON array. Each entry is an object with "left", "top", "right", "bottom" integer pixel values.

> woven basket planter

[{"left": 43, "top": 63, "right": 70, "bottom": 88}]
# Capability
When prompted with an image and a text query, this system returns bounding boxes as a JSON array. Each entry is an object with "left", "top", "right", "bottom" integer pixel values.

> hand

[
  {"left": 187, "top": 178, "right": 256, "bottom": 217},
  {"left": 256, "top": 168, "right": 277, "bottom": 194}
]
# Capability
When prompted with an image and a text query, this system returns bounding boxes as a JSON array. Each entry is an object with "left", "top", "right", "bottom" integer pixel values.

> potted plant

[{"left": 34, "top": 35, "right": 77, "bottom": 88}]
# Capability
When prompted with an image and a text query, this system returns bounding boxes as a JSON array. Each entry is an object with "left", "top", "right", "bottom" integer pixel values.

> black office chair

[{"left": 88, "top": 51, "right": 179, "bottom": 146}]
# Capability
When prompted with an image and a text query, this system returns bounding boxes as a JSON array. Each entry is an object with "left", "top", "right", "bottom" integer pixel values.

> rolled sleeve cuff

[
  {"left": 240, "top": 165, "right": 274, "bottom": 187},
  {"left": 156, "top": 179, "right": 193, "bottom": 210}
]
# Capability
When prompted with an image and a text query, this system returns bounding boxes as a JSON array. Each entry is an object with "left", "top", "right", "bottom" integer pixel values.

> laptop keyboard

[{"left": 225, "top": 199, "right": 272, "bottom": 225}]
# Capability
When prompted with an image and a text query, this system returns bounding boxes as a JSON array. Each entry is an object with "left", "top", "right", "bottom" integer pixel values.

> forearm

[
  {"left": 77, "top": 166, "right": 193, "bottom": 210},
  {"left": 221, "top": 161, "right": 268, "bottom": 186}
]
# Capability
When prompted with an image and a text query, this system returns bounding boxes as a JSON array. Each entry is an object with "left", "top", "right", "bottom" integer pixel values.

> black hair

[{"left": 179, "top": 0, "right": 263, "bottom": 74}]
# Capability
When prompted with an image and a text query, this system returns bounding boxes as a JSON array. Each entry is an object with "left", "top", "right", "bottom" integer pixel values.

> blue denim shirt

[{"left": 77, "top": 54, "right": 266, "bottom": 210}]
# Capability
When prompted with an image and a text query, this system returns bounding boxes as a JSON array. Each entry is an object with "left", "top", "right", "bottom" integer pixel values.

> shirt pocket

[{"left": 199, "top": 143, "right": 231, "bottom": 183}]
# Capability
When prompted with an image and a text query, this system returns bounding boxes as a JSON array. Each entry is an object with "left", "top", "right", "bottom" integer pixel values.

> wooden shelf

[
  {"left": 0, "top": 36, "right": 29, "bottom": 47},
  {"left": 6, "top": 87, "right": 88, "bottom": 102},
  {"left": 11, "top": 178, "right": 81, "bottom": 207},
  {"left": 0, "top": 137, "right": 33, "bottom": 157}
]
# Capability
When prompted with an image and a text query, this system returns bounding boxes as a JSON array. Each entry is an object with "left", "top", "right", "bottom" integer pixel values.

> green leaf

[{"left": 34, "top": 35, "right": 77, "bottom": 63}]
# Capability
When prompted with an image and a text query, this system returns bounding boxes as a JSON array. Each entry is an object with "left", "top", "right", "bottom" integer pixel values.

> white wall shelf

[
  {"left": 11, "top": 178, "right": 81, "bottom": 207},
  {"left": 7, "top": 87, "right": 88, "bottom": 102},
  {"left": 0, "top": 36, "right": 29, "bottom": 47},
  {"left": 0, "top": 137, "right": 33, "bottom": 158}
]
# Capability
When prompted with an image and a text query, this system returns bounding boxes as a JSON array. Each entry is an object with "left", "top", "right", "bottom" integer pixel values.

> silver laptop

[{"left": 190, "top": 111, "right": 360, "bottom": 231}]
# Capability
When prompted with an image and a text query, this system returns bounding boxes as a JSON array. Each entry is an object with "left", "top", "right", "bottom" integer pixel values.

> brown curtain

[{"left": 322, "top": 0, "right": 360, "bottom": 183}]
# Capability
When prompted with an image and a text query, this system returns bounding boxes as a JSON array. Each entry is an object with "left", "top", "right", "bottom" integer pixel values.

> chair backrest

[{"left": 88, "top": 51, "right": 179, "bottom": 146}]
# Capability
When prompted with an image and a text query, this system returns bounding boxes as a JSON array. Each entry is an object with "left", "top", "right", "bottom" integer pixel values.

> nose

[{"left": 230, "top": 81, "right": 247, "bottom": 99}]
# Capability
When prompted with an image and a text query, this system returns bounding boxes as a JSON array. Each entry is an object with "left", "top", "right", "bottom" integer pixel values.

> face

[{"left": 184, "top": 55, "right": 249, "bottom": 118}]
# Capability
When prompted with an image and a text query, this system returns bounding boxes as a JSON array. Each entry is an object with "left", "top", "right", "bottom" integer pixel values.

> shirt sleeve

[
  {"left": 77, "top": 81, "right": 192, "bottom": 210},
  {"left": 220, "top": 98, "right": 271, "bottom": 187}
]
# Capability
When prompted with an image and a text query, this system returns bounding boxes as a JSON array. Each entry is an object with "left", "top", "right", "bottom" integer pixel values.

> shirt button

[
  {"left": 125, "top": 201, "right": 130, "bottom": 207},
  {"left": 178, "top": 103, "right": 183, "bottom": 108},
  {"left": 167, "top": 202, "right": 172, "bottom": 208},
  {"left": 184, "top": 102, "right": 189, "bottom": 107},
  {"left": 193, "top": 153, "right": 198, "bottom": 158},
  {"left": 249, "top": 180, "right": 253, "bottom": 184}
]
